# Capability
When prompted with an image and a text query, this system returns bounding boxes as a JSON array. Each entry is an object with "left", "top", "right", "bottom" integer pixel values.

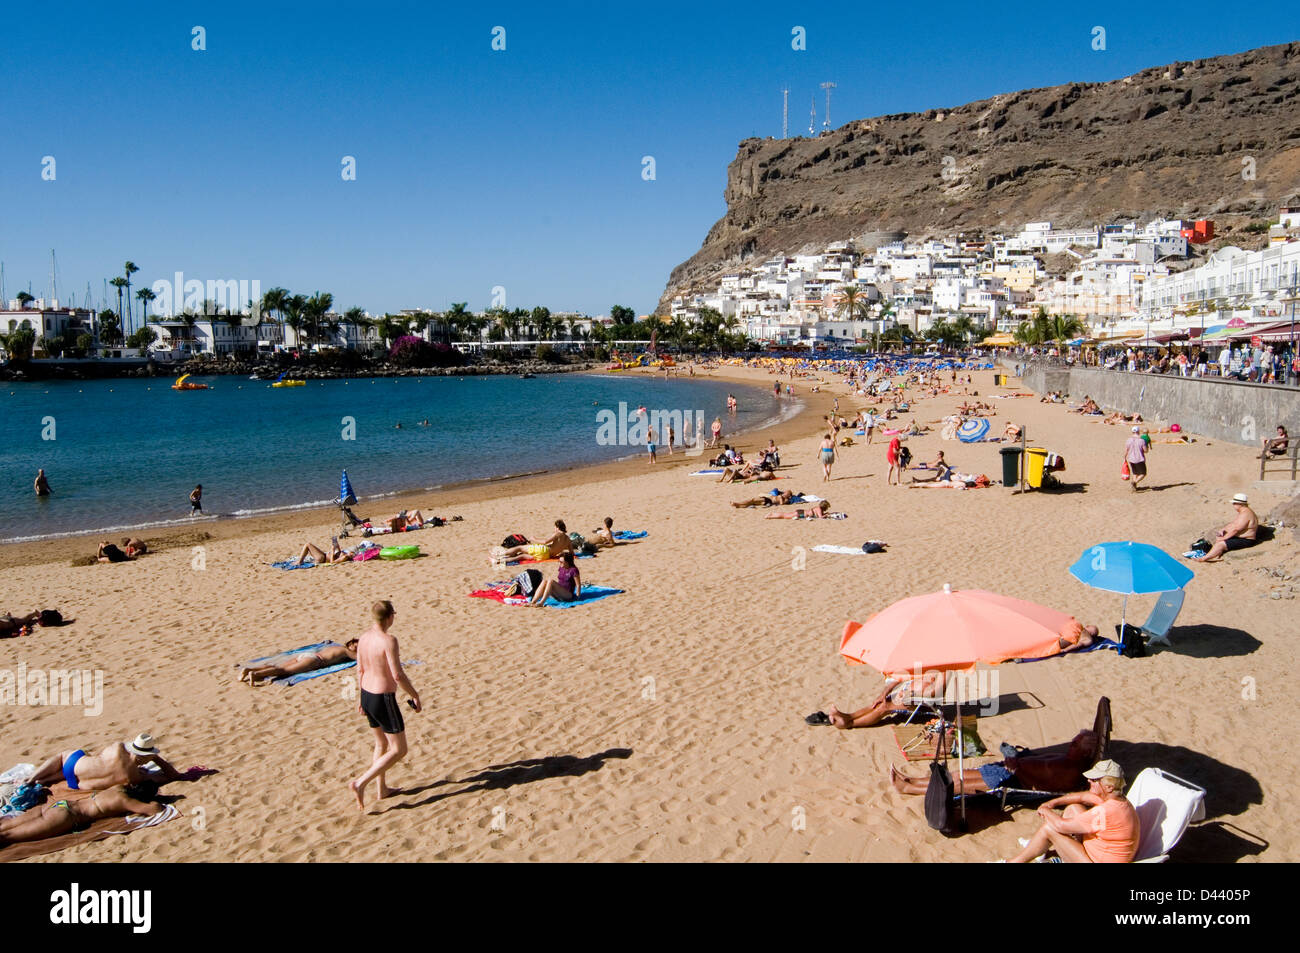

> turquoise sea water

[{"left": 0, "top": 372, "right": 794, "bottom": 542}]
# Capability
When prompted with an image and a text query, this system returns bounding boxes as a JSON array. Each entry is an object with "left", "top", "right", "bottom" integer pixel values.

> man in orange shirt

[{"left": 1007, "top": 760, "right": 1140, "bottom": 863}]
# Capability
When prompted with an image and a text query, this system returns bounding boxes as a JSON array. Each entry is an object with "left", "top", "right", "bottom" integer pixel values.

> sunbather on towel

[
  {"left": 292, "top": 536, "right": 355, "bottom": 567},
  {"left": 239, "top": 639, "right": 360, "bottom": 686},
  {"left": 1007, "top": 759, "right": 1140, "bottom": 863},
  {"left": 0, "top": 784, "right": 163, "bottom": 846},
  {"left": 95, "top": 540, "right": 133, "bottom": 563},
  {"left": 492, "top": 520, "right": 574, "bottom": 563},
  {"left": 591, "top": 516, "right": 618, "bottom": 548},
  {"left": 527, "top": 552, "right": 582, "bottom": 606},
  {"left": 718, "top": 463, "right": 773, "bottom": 483},
  {"left": 1056, "top": 619, "right": 1100, "bottom": 653},
  {"left": 764, "top": 500, "right": 833, "bottom": 519},
  {"left": 890, "top": 729, "right": 1099, "bottom": 796},
  {"left": 819, "top": 671, "right": 949, "bottom": 729},
  {"left": 732, "top": 490, "right": 796, "bottom": 508},
  {"left": 384, "top": 509, "right": 428, "bottom": 532},
  {"left": 31, "top": 733, "right": 191, "bottom": 792}
]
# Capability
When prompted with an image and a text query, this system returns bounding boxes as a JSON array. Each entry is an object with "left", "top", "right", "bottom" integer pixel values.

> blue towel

[
  {"left": 277, "top": 657, "right": 423, "bottom": 686},
  {"left": 543, "top": 585, "right": 624, "bottom": 608},
  {"left": 1014, "top": 639, "right": 1120, "bottom": 663},
  {"left": 240, "top": 641, "right": 335, "bottom": 667},
  {"left": 690, "top": 469, "right": 724, "bottom": 475},
  {"left": 272, "top": 559, "right": 316, "bottom": 570},
  {"left": 612, "top": 530, "right": 647, "bottom": 540}
]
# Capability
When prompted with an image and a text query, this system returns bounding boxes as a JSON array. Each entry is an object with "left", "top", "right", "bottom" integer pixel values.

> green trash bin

[
  {"left": 1025, "top": 448, "right": 1049, "bottom": 488},
  {"left": 999, "top": 446, "right": 1023, "bottom": 487}
]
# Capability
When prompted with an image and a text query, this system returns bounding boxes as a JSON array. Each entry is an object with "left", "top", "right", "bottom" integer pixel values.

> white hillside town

[{"left": 668, "top": 204, "right": 1300, "bottom": 355}]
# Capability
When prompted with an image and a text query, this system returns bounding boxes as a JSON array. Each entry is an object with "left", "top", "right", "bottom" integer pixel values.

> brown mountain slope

[{"left": 660, "top": 41, "right": 1300, "bottom": 310}]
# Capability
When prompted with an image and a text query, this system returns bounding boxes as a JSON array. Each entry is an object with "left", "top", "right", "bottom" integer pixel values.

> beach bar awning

[{"left": 981, "top": 334, "right": 1016, "bottom": 346}]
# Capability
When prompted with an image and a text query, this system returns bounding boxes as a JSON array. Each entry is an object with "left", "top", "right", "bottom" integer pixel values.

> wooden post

[{"left": 1292, "top": 444, "right": 1298, "bottom": 482}]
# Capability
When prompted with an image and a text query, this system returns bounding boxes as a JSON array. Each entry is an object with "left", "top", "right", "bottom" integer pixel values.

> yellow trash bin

[
  {"left": 994, "top": 373, "right": 1006, "bottom": 386},
  {"left": 1025, "top": 448, "right": 1048, "bottom": 488}
]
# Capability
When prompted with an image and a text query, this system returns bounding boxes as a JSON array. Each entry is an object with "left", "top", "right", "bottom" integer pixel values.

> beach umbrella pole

[{"left": 957, "top": 680, "right": 967, "bottom": 826}]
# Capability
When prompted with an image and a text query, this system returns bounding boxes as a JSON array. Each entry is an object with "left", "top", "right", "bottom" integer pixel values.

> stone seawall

[{"left": 1001, "top": 358, "right": 1300, "bottom": 448}]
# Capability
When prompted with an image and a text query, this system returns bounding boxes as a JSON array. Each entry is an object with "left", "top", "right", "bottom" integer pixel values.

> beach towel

[
  {"left": 1013, "top": 639, "right": 1121, "bottom": 662},
  {"left": 271, "top": 559, "right": 316, "bottom": 570},
  {"left": 612, "top": 530, "right": 647, "bottom": 540},
  {"left": 812, "top": 542, "right": 885, "bottom": 555},
  {"left": 236, "top": 641, "right": 356, "bottom": 685},
  {"left": 503, "top": 551, "right": 596, "bottom": 566},
  {"left": 469, "top": 585, "right": 625, "bottom": 608},
  {"left": 0, "top": 798, "right": 180, "bottom": 862},
  {"left": 690, "top": 469, "right": 725, "bottom": 475}
]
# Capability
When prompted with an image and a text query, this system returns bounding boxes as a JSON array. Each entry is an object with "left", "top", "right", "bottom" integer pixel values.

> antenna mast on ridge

[
  {"left": 782, "top": 87, "right": 789, "bottom": 139},
  {"left": 809, "top": 93, "right": 816, "bottom": 136},
  {"left": 821, "top": 82, "right": 837, "bottom": 132}
]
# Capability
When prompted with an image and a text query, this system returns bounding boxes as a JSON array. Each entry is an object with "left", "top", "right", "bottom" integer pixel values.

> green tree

[
  {"left": 610, "top": 304, "right": 636, "bottom": 326},
  {"left": 16, "top": 291, "right": 35, "bottom": 309},
  {"left": 1049, "top": 313, "right": 1085, "bottom": 354},
  {"left": 76, "top": 333, "right": 95, "bottom": 356},
  {"left": 126, "top": 326, "right": 157, "bottom": 350},
  {"left": 1, "top": 327, "right": 37, "bottom": 361},
  {"left": 97, "top": 310, "right": 121, "bottom": 344}
]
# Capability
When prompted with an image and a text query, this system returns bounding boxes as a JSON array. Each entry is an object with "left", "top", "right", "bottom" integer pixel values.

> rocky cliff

[{"left": 661, "top": 41, "right": 1300, "bottom": 309}]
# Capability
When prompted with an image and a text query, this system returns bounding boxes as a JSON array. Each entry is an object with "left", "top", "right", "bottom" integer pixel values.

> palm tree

[
  {"left": 284, "top": 295, "right": 307, "bottom": 349},
  {"left": 950, "top": 314, "right": 977, "bottom": 347},
  {"left": 136, "top": 287, "right": 156, "bottom": 326},
  {"left": 261, "top": 287, "right": 290, "bottom": 341},
  {"left": 1049, "top": 312, "right": 1085, "bottom": 354},
  {"left": 123, "top": 262, "right": 139, "bottom": 334},
  {"left": 109, "top": 277, "right": 128, "bottom": 328},
  {"left": 302, "top": 292, "right": 333, "bottom": 347}
]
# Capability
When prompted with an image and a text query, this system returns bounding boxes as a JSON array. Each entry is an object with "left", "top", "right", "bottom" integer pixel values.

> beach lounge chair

[
  {"left": 1138, "top": 590, "right": 1185, "bottom": 647},
  {"left": 982, "top": 697, "right": 1112, "bottom": 812},
  {"left": 1127, "top": 767, "right": 1206, "bottom": 862}
]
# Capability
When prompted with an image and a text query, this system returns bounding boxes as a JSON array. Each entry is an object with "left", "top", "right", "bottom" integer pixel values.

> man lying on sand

[
  {"left": 0, "top": 784, "right": 163, "bottom": 847},
  {"left": 810, "top": 671, "right": 949, "bottom": 729},
  {"left": 492, "top": 519, "right": 574, "bottom": 564},
  {"left": 1, "top": 610, "right": 42, "bottom": 637},
  {"left": 890, "top": 729, "right": 1099, "bottom": 796},
  {"left": 31, "top": 734, "right": 193, "bottom": 791},
  {"left": 95, "top": 540, "right": 133, "bottom": 563},
  {"left": 240, "top": 639, "right": 359, "bottom": 685}
]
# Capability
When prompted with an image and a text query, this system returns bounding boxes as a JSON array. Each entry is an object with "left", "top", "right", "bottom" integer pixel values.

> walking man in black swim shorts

[{"left": 349, "top": 600, "right": 421, "bottom": 811}]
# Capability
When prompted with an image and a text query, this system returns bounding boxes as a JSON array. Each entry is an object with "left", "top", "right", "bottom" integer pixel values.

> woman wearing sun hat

[{"left": 1007, "top": 759, "right": 1140, "bottom": 863}]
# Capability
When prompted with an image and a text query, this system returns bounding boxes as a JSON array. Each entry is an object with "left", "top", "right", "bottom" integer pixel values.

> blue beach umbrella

[
  {"left": 339, "top": 470, "right": 358, "bottom": 506},
  {"left": 957, "top": 418, "right": 990, "bottom": 442},
  {"left": 1068, "top": 541, "right": 1193, "bottom": 630}
]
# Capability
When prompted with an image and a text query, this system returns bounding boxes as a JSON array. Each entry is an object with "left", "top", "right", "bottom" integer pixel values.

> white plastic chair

[
  {"left": 1139, "top": 590, "right": 1185, "bottom": 647},
  {"left": 1127, "top": 767, "right": 1206, "bottom": 862}
]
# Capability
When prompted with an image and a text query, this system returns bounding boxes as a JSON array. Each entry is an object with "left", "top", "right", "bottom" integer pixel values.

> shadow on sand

[
  {"left": 382, "top": 748, "right": 633, "bottom": 812},
  {"left": 1155, "top": 624, "right": 1263, "bottom": 659}
]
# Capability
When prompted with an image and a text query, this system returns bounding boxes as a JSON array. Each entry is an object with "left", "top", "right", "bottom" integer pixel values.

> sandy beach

[{"left": 2, "top": 364, "right": 1293, "bottom": 862}]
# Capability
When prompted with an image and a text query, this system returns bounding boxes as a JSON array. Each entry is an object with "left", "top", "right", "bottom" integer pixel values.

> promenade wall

[{"left": 1001, "top": 359, "right": 1300, "bottom": 448}]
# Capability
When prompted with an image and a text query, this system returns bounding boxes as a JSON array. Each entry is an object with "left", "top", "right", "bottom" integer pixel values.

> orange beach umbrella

[{"left": 839, "top": 584, "right": 1073, "bottom": 676}]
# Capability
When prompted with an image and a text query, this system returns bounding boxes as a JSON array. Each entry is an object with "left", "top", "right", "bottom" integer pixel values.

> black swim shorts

[
  {"left": 1223, "top": 537, "right": 1259, "bottom": 552},
  {"left": 360, "top": 689, "right": 405, "bottom": 734}
]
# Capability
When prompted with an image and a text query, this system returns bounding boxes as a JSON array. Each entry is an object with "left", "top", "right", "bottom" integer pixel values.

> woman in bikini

[
  {"left": 292, "top": 536, "right": 354, "bottom": 567},
  {"left": 0, "top": 785, "right": 162, "bottom": 846},
  {"left": 764, "top": 500, "right": 833, "bottom": 519},
  {"left": 239, "top": 638, "right": 359, "bottom": 686},
  {"left": 528, "top": 551, "right": 581, "bottom": 605}
]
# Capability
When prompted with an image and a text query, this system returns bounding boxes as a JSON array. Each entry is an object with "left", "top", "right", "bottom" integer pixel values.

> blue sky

[{"left": 1, "top": 1, "right": 1294, "bottom": 317}]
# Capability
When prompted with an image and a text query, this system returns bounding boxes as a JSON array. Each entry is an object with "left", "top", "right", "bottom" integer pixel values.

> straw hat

[
  {"left": 1231, "top": 493, "right": 1249, "bottom": 505},
  {"left": 126, "top": 733, "right": 160, "bottom": 757}
]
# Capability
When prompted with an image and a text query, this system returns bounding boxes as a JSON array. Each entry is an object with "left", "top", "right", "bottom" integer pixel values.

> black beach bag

[
  {"left": 924, "top": 742, "right": 955, "bottom": 834},
  {"left": 1116, "top": 623, "right": 1148, "bottom": 658}
]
